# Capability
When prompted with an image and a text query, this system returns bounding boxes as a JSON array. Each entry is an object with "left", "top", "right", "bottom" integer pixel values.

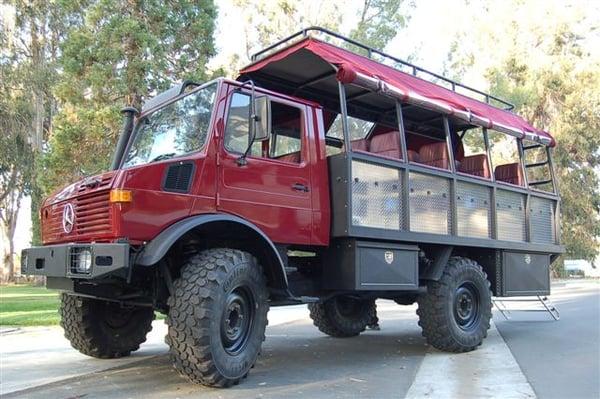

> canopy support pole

[{"left": 338, "top": 82, "right": 351, "bottom": 153}]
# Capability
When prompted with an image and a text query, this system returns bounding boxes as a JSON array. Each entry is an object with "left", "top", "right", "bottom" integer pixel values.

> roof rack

[{"left": 251, "top": 26, "right": 514, "bottom": 111}]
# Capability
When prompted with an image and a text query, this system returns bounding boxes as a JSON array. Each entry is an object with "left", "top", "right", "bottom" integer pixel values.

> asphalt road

[
  {"left": 495, "top": 282, "right": 600, "bottom": 399},
  {"left": 1, "top": 281, "right": 598, "bottom": 399}
]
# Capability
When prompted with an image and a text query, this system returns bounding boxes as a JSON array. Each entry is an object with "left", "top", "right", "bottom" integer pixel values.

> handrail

[{"left": 251, "top": 26, "right": 515, "bottom": 111}]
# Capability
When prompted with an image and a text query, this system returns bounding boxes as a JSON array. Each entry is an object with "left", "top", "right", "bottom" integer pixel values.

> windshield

[{"left": 122, "top": 83, "right": 217, "bottom": 168}]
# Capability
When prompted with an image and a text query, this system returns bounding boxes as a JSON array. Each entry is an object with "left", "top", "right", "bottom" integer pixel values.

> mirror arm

[{"left": 236, "top": 80, "right": 258, "bottom": 166}]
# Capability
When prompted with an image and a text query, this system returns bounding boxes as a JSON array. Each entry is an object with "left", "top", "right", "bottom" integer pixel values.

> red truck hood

[{"left": 41, "top": 171, "right": 118, "bottom": 244}]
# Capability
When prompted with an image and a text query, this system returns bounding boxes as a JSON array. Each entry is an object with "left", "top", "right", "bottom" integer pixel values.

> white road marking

[{"left": 405, "top": 321, "right": 536, "bottom": 399}]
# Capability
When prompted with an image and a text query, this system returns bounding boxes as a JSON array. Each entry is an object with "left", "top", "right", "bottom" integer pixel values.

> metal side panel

[
  {"left": 502, "top": 251, "right": 550, "bottom": 296},
  {"left": 496, "top": 189, "right": 526, "bottom": 242},
  {"left": 321, "top": 239, "right": 418, "bottom": 291},
  {"left": 456, "top": 181, "right": 492, "bottom": 238},
  {"left": 328, "top": 154, "right": 351, "bottom": 237},
  {"left": 529, "top": 196, "right": 556, "bottom": 244},
  {"left": 409, "top": 172, "right": 451, "bottom": 234},
  {"left": 357, "top": 241, "right": 418, "bottom": 290},
  {"left": 351, "top": 160, "right": 402, "bottom": 230}
]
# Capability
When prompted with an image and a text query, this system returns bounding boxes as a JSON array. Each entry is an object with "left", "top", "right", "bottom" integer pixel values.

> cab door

[{"left": 217, "top": 88, "right": 313, "bottom": 245}]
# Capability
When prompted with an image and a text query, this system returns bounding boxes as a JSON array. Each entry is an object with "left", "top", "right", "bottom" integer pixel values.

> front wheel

[
  {"left": 417, "top": 257, "right": 492, "bottom": 352},
  {"left": 60, "top": 294, "right": 154, "bottom": 358},
  {"left": 166, "top": 249, "right": 269, "bottom": 387}
]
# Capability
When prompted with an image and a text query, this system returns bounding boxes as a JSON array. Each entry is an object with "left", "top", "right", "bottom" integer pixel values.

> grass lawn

[
  {"left": 0, "top": 285, "right": 61, "bottom": 326},
  {"left": 1, "top": 284, "right": 165, "bottom": 327}
]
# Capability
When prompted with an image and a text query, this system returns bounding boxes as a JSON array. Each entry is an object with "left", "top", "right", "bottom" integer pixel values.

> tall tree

[
  {"left": 443, "top": 0, "right": 600, "bottom": 268},
  {"left": 349, "top": 0, "right": 411, "bottom": 50},
  {"left": 41, "top": 0, "right": 218, "bottom": 194},
  {"left": 9, "top": 0, "right": 87, "bottom": 247},
  {"left": 219, "top": 0, "right": 411, "bottom": 76},
  {"left": 0, "top": 60, "right": 34, "bottom": 282}
]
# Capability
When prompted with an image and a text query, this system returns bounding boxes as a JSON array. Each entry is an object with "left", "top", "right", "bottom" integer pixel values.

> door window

[{"left": 224, "top": 92, "right": 303, "bottom": 163}]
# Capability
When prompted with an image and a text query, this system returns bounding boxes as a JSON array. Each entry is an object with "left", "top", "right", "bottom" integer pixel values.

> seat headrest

[
  {"left": 458, "top": 154, "right": 490, "bottom": 178},
  {"left": 369, "top": 131, "right": 401, "bottom": 159},
  {"left": 495, "top": 163, "right": 524, "bottom": 186}
]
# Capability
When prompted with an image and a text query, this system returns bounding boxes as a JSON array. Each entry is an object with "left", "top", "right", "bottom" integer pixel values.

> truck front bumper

[{"left": 21, "top": 243, "right": 130, "bottom": 279}]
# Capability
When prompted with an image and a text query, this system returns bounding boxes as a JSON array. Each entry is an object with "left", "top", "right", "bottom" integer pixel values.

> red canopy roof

[{"left": 241, "top": 38, "right": 555, "bottom": 146}]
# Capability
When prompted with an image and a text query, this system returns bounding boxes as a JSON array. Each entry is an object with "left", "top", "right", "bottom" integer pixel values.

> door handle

[{"left": 292, "top": 183, "right": 309, "bottom": 193}]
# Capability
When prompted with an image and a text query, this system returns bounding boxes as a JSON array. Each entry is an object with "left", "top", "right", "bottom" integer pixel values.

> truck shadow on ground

[{"left": 8, "top": 317, "right": 427, "bottom": 399}]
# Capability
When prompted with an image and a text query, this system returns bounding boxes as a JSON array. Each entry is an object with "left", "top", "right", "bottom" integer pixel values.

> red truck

[{"left": 22, "top": 28, "right": 563, "bottom": 387}]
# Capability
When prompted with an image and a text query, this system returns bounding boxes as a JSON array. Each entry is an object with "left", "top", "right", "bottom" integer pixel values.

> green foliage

[
  {"left": 445, "top": 0, "right": 600, "bottom": 263},
  {"left": 349, "top": 0, "right": 411, "bottom": 50},
  {"left": 39, "top": 104, "right": 121, "bottom": 193},
  {"left": 40, "top": 0, "right": 218, "bottom": 195}
]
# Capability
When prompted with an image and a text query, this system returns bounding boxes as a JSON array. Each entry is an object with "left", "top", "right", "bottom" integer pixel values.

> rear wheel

[
  {"left": 60, "top": 294, "right": 154, "bottom": 358},
  {"left": 166, "top": 248, "right": 269, "bottom": 387},
  {"left": 417, "top": 257, "right": 492, "bottom": 352},
  {"left": 309, "top": 296, "right": 376, "bottom": 337}
]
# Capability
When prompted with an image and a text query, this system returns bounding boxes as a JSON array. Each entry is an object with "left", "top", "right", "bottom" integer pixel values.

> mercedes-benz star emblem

[{"left": 62, "top": 203, "right": 75, "bottom": 233}]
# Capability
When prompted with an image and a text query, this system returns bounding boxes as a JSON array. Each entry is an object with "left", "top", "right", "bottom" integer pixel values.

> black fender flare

[{"left": 136, "top": 214, "right": 288, "bottom": 289}]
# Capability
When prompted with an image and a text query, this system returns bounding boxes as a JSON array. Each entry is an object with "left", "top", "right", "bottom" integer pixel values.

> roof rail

[{"left": 251, "top": 26, "right": 514, "bottom": 111}]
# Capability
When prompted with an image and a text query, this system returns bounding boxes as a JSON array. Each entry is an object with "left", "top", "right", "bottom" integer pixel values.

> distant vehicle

[
  {"left": 22, "top": 27, "right": 563, "bottom": 387},
  {"left": 565, "top": 259, "right": 599, "bottom": 277}
]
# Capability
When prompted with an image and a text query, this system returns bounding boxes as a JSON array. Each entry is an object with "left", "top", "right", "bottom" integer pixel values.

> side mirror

[{"left": 253, "top": 95, "right": 271, "bottom": 142}]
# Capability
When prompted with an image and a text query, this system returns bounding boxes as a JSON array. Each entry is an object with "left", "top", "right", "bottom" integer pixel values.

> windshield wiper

[{"left": 149, "top": 153, "right": 177, "bottom": 163}]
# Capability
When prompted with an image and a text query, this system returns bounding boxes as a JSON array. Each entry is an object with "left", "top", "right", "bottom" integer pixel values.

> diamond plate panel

[
  {"left": 496, "top": 190, "right": 526, "bottom": 241},
  {"left": 456, "top": 181, "right": 491, "bottom": 238},
  {"left": 351, "top": 160, "right": 402, "bottom": 230},
  {"left": 409, "top": 172, "right": 451, "bottom": 234},
  {"left": 529, "top": 196, "right": 556, "bottom": 244}
]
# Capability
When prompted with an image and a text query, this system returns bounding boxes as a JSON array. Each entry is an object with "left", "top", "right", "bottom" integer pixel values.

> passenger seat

[
  {"left": 407, "top": 150, "right": 420, "bottom": 162},
  {"left": 369, "top": 131, "right": 402, "bottom": 159},
  {"left": 495, "top": 163, "right": 524, "bottom": 186},
  {"left": 351, "top": 139, "right": 369, "bottom": 152},
  {"left": 419, "top": 142, "right": 449, "bottom": 169},
  {"left": 458, "top": 154, "right": 490, "bottom": 178}
]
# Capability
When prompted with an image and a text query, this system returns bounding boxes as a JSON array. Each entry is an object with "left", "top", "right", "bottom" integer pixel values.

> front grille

[
  {"left": 42, "top": 190, "right": 112, "bottom": 243},
  {"left": 74, "top": 191, "right": 111, "bottom": 236}
]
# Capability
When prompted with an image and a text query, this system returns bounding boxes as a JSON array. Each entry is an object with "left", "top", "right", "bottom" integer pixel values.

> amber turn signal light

[{"left": 109, "top": 189, "right": 133, "bottom": 203}]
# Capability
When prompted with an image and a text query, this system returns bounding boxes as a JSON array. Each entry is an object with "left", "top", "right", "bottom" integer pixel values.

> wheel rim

[
  {"left": 220, "top": 286, "right": 255, "bottom": 355},
  {"left": 103, "top": 303, "right": 135, "bottom": 329},
  {"left": 453, "top": 282, "right": 481, "bottom": 331}
]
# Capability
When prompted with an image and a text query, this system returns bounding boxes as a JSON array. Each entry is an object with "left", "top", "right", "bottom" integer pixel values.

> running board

[
  {"left": 493, "top": 295, "right": 560, "bottom": 321},
  {"left": 270, "top": 296, "right": 320, "bottom": 306}
]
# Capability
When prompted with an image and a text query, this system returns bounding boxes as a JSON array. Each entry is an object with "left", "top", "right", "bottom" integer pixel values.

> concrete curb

[{"left": 405, "top": 320, "right": 536, "bottom": 399}]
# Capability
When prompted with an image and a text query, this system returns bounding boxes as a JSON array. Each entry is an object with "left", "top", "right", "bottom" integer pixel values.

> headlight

[{"left": 71, "top": 247, "right": 92, "bottom": 274}]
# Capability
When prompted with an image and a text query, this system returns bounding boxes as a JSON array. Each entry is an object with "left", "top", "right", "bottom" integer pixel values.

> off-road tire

[
  {"left": 308, "top": 296, "right": 376, "bottom": 338},
  {"left": 393, "top": 295, "right": 418, "bottom": 306},
  {"left": 417, "top": 256, "right": 492, "bottom": 352},
  {"left": 166, "top": 248, "right": 269, "bottom": 387},
  {"left": 60, "top": 294, "right": 154, "bottom": 359}
]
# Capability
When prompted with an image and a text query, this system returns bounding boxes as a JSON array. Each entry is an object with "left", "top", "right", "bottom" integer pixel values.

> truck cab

[{"left": 22, "top": 27, "right": 563, "bottom": 388}]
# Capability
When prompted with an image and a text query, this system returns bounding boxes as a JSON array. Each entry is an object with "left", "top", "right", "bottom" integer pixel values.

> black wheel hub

[
  {"left": 103, "top": 303, "right": 135, "bottom": 329},
  {"left": 453, "top": 282, "right": 481, "bottom": 331},
  {"left": 221, "top": 286, "right": 255, "bottom": 355}
]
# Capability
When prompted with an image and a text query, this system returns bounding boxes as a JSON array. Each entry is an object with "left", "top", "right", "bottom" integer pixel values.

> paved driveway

[{"left": 1, "top": 281, "right": 598, "bottom": 399}]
